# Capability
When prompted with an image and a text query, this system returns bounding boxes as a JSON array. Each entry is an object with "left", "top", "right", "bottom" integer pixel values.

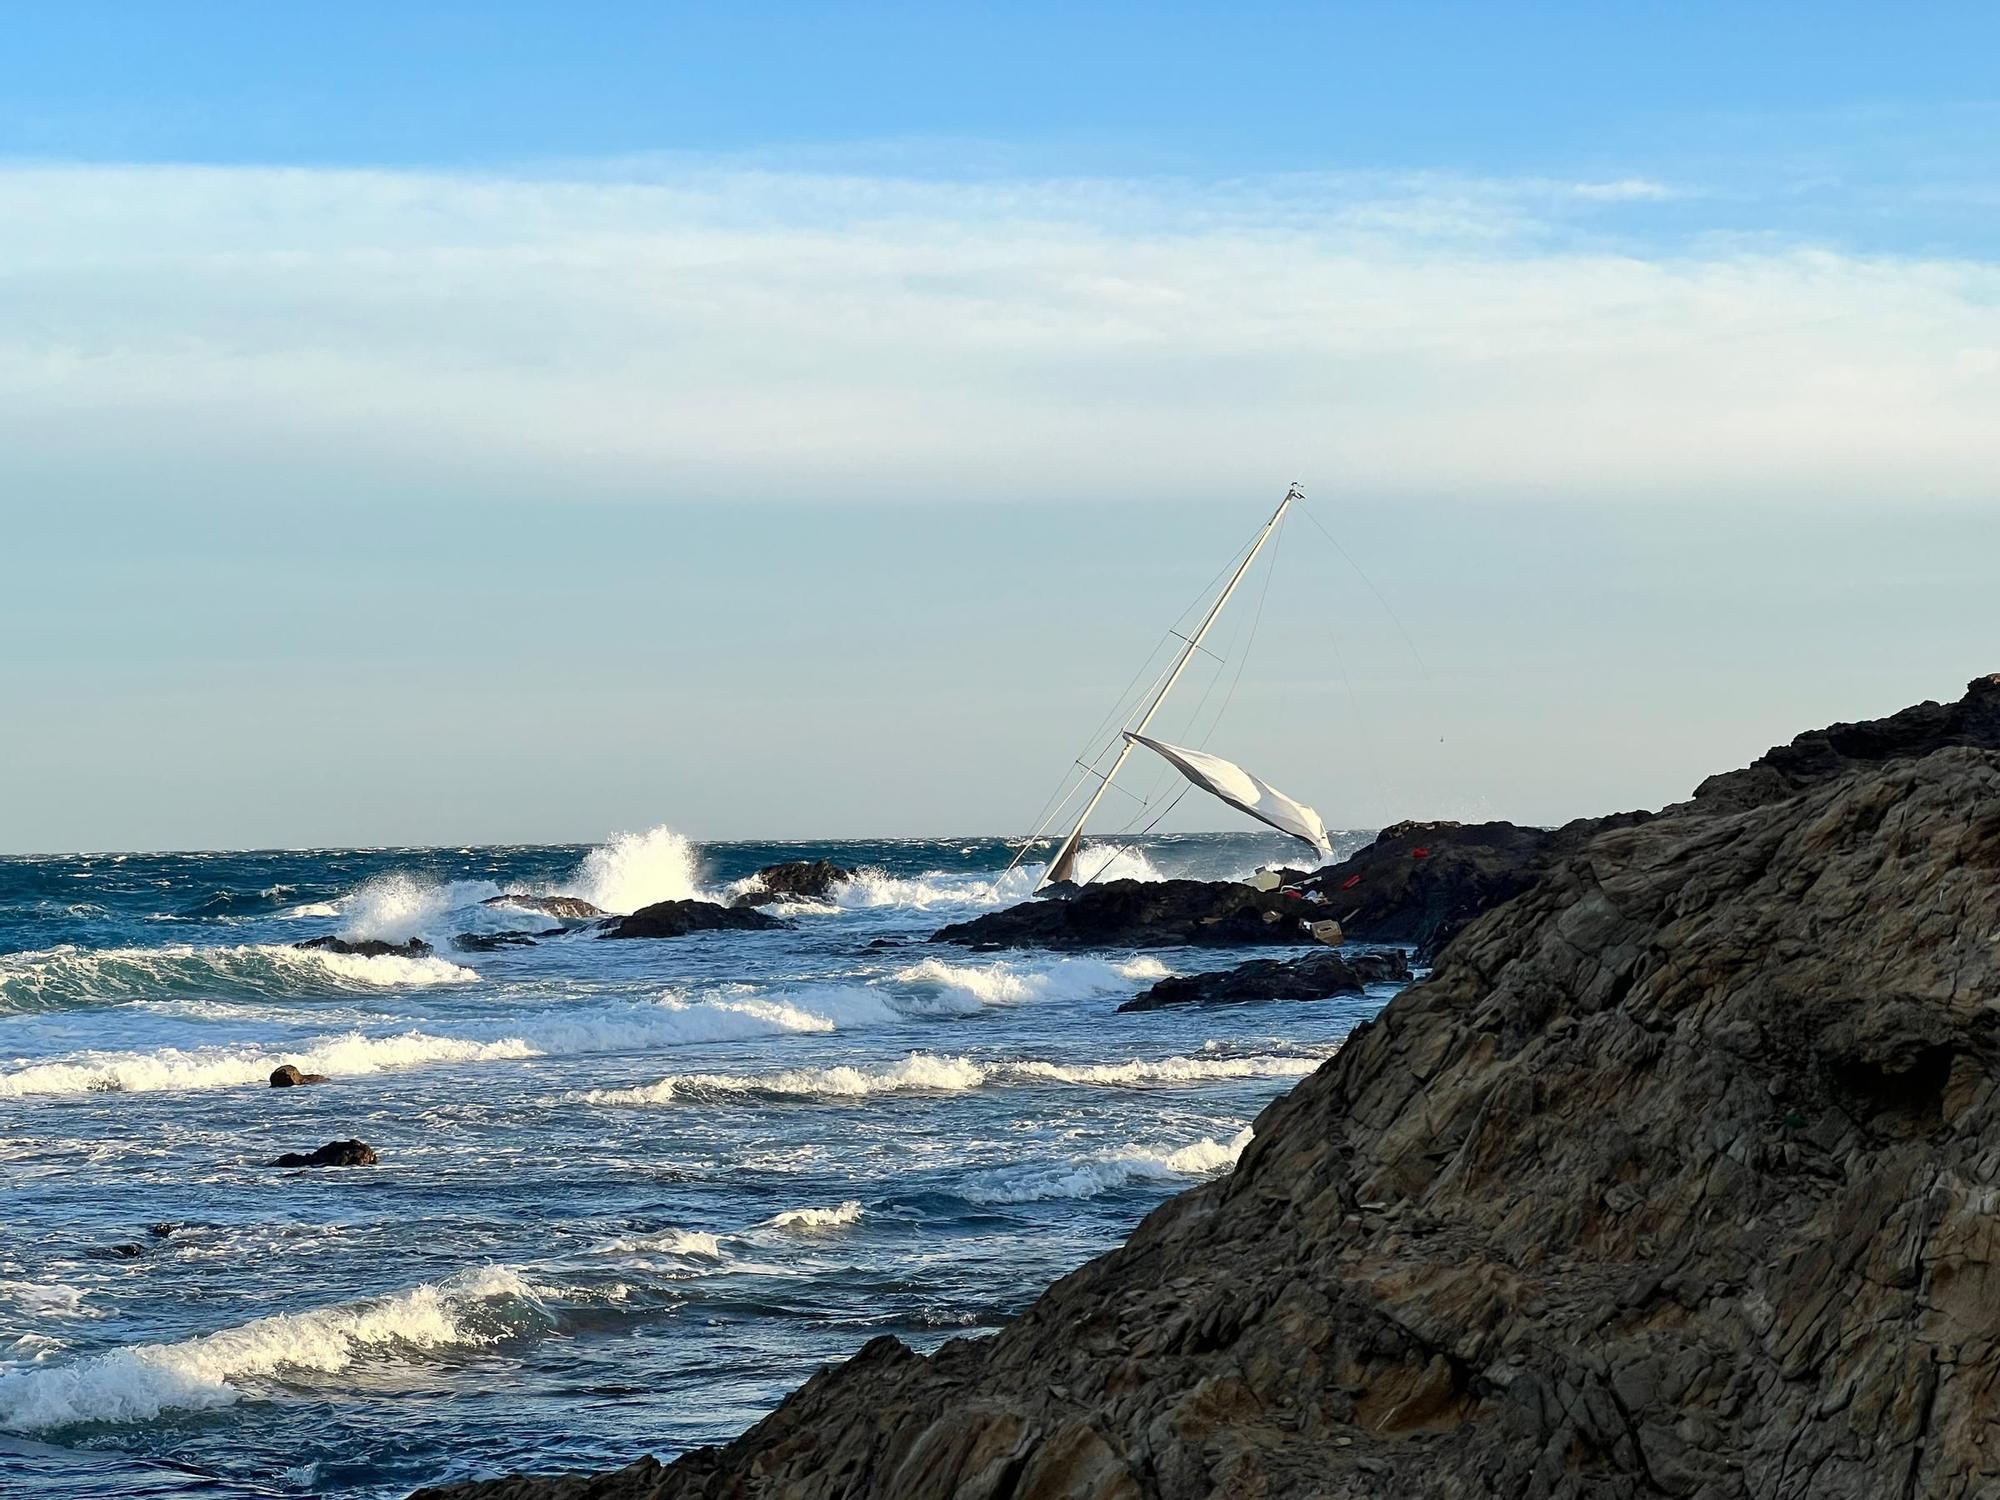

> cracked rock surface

[{"left": 413, "top": 677, "right": 2000, "bottom": 1500}]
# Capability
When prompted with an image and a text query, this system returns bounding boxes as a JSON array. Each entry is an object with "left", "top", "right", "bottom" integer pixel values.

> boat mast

[{"left": 1037, "top": 482, "right": 1302, "bottom": 890}]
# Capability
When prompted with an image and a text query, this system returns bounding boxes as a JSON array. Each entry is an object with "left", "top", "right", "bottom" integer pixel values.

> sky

[{"left": 3, "top": 4, "right": 1997, "bottom": 853}]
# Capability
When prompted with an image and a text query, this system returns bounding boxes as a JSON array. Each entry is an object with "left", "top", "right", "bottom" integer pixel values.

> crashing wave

[
  {"left": 0, "top": 1266, "right": 546, "bottom": 1430},
  {"left": 959, "top": 1126, "right": 1256, "bottom": 1205},
  {"left": 766, "top": 1202, "right": 864, "bottom": 1231},
  {"left": 0, "top": 943, "right": 477, "bottom": 1013}
]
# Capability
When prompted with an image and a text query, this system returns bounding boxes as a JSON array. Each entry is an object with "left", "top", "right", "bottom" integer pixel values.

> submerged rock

[
  {"left": 411, "top": 675, "right": 2000, "bottom": 1500},
  {"left": 929, "top": 878, "right": 1324, "bottom": 950},
  {"left": 451, "top": 928, "right": 563, "bottom": 952},
  {"left": 270, "top": 1139, "right": 378, "bottom": 1169},
  {"left": 480, "top": 893, "right": 605, "bottom": 920},
  {"left": 268, "top": 1064, "right": 328, "bottom": 1087},
  {"left": 598, "top": 900, "right": 789, "bottom": 940},
  {"left": 1119, "top": 948, "right": 1413, "bottom": 1012},
  {"left": 293, "top": 935, "right": 433, "bottom": 959},
  {"left": 730, "top": 858, "right": 855, "bottom": 908}
]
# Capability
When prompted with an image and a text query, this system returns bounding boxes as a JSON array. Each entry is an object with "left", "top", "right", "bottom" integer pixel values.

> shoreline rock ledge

[{"left": 413, "top": 676, "right": 2000, "bottom": 1500}]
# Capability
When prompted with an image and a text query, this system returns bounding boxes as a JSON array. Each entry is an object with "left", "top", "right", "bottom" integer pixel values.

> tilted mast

[{"left": 1037, "top": 482, "right": 1302, "bottom": 889}]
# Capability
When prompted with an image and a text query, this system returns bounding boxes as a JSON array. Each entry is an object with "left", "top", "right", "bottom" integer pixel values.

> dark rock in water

[
  {"left": 1119, "top": 948, "right": 1413, "bottom": 1012},
  {"left": 1299, "top": 812, "right": 1650, "bottom": 962},
  {"left": 598, "top": 900, "right": 789, "bottom": 940},
  {"left": 294, "top": 935, "right": 433, "bottom": 959},
  {"left": 929, "top": 878, "right": 1324, "bottom": 951},
  {"left": 864, "top": 937, "right": 905, "bottom": 950},
  {"left": 270, "top": 1139, "right": 378, "bottom": 1168},
  {"left": 480, "top": 893, "right": 604, "bottom": 920},
  {"left": 451, "top": 928, "right": 563, "bottom": 952},
  {"left": 730, "top": 858, "right": 855, "bottom": 908},
  {"left": 92, "top": 1242, "right": 146, "bottom": 1260},
  {"left": 268, "top": 1064, "right": 329, "bottom": 1087},
  {"left": 147, "top": 1222, "right": 177, "bottom": 1239},
  {"left": 409, "top": 674, "right": 2000, "bottom": 1500}
]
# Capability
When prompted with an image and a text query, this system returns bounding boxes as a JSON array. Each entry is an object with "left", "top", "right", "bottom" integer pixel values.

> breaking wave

[
  {"left": 888, "top": 955, "right": 1169, "bottom": 1008},
  {"left": 766, "top": 1202, "right": 864, "bottom": 1231},
  {"left": 0, "top": 1266, "right": 547, "bottom": 1431},
  {"left": 583, "top": 1049, "right": 1321, "bottom": 1106},
  {"left": 959, "top": 1126, "right": 1256, "bottom": 1204},
  {"left": 806, "top": 846, "right": 1167, "bottom": 914},
  {"left": 0, "top": 943, "right": 477, "bottom": 1013},
  {"left": 0, "top": 1030, "right": 537, "bottom": 1098},
  {"left": 564, "top": 826, "right": 700, "bottom": 915}
]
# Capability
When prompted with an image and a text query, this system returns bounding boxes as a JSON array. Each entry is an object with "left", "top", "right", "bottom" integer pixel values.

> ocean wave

[
  {"left": 564, "top": 826, "right": 700, "bottom": 914},
  {"left": 583, "top": 1048, "right": 1321, "bottom": 1107},
  {"left": 0, "top": 1282, "right": 93, "bottom": 1321},
  {"left": 959, "top": 1126, "right": 1255, "bottom": 1204},
  {"left": 888, "top": 955, "right": 1170, "bottom": 1008},
  {"left": 0, "top": 944, "right": 477, "bottom": 1013},
  {"left": 0, "top": 1266, "right": 545, "bottom": 1430},
  {"left": 0, "top": 1030, "right": 537, "bottom": 1098},
  {"left": 765, "top": 1202, "right": 863, "bottom": 1231},
  {"left": 586, "top": 1229, "right": 723, "bottom": 1260},
  {"left": 804, "top": 846, "right": 1167, "bottom": 913},
  {"left": 334, "top": 876, "right": 504, "bottom": 944}
]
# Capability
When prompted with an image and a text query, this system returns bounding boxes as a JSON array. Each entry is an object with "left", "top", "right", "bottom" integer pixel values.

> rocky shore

[{"left": 414, "top": 676, "right": 2000, "bottom": 1500}]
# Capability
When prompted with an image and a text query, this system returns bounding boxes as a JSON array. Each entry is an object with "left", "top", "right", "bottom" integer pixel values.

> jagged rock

[
  {"left": 929, "top": 878, "right": 1325, "bottom": 951},
  {"left": 147, "top": 1223, "right": 176, "bottom": 1239},
  {"left": 452, "top": 928, "right": 563, "bottom": 952},
  {"left": 1119, "top": 948, "right": 1413, "bottom": 1012},
  {"left": 481, "top": 893, "right": 605, "bottom": 920},
  {"left": 1300, "top": 813, "right": 1649, "bottom": 960},
  {"left": 268, "top": 1064, "right": 328, "bottom": 1087},
  {"left": 730, "top": 859, "right": 855, "bottom": 908},
  {"left": 410, "top": 675, "right": 2000, "bottom": 1500},
  {"left": 598, "top": 900, "right": 789, "bottom": 940},
  {"left": 293, "top": 935, "right": 432, "bottom": 959},
  {"left": 270, "top": 1139, "right": 378, "bottom": 1168}
]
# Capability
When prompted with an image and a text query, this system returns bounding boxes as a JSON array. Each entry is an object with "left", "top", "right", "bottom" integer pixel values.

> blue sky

[{"left": 3, "top": 5, "right": 1997, "bottom": 852}]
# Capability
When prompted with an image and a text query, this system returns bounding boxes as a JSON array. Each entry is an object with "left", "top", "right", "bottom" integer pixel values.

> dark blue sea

[{"left": 0, "top": 829, "right": 1396, "bottom": 1497}]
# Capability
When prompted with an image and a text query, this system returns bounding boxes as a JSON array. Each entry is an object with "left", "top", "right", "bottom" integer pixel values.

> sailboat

[{"left": 1014, "top": 483, "right": 1334, "bottom": 891}]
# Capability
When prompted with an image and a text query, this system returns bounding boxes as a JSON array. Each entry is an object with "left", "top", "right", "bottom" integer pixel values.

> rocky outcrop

[
  {"left": 731, "top": 860, "right": 855, "bottom": 908},
  {"left": 481, "top": 894, "right": 605, "bottom": 920},
  {"left": 929, "top": 879, "right": 1328, "bottom": 951},
  {"left": 294, "top": 935, "right": 433, "bottom": 959},
  {"left": 1299, "top": 813, "right": 1649, "bottom": 960},
  {"left": 270, "top": 1139, "right": 378, "bottom": 1168},
  {"left": 452, "top": 929, "right": 563, "bottom": 952},
  {"left": 598, "top": 900, "right": 789, "bottom": 940},
  {"left": 268, "top": 1064, "right": 328, "bottom": 1087},
  {"left": 1118, "top": 948, "right": 1413, "bottom": 1012},
  {"left": 410, "top": 676, "right": 2000, "bottom": 1500}
]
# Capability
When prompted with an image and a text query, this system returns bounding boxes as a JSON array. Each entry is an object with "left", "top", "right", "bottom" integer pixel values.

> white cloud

[{"left": 1, "top": 162, "right": 1995, "bottom": 506}]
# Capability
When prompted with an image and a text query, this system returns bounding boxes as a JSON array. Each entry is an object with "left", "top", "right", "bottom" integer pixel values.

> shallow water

[{"left": 0, "top": 829, "right": 1397, "bottom": 1497}]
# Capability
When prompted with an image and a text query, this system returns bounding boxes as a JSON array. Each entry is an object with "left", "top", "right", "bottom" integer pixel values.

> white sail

[{"left": 1123, "top": 732, "right": 1332, "bottom": 858}]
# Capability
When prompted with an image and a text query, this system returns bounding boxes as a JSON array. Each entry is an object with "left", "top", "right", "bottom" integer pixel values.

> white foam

[
  {"left": 961, "top": 1126, "right": 1254, "bottom": 1204},
  {"left": 562, "top": 826, "right": 700, "bottom": 914},
  {"left": 0, "top": 1265, "right": 542, "bottom": 1430},
  {"left": 336, "top": 876, "right": 503, "bottom": 945},
  {"left": 584, "top": 1048, "right": 1321, "bottom": 1108},
  {"left": 0, "top": 944, "right": 476, "bottom": 1012},
  {"left": 0, "top": 1282, "right": 92, "bottom": 1320},
  {"left": 888, "top": 955, "right": 1170, "bottom": 1009},
  {"left": 0, "top": 1030, "right": 536, "bottom": 1098},
  {"left": 588, "top": 1229, "right": 722, "bottom": 1260},
  {"left": 766, "top": 1202, "right": 863, "bottom": 1231}
]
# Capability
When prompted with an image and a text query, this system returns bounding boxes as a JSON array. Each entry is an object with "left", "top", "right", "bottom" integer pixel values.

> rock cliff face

[{"left": 414, "top": 678, "right": 2000, "bottom": 1500}]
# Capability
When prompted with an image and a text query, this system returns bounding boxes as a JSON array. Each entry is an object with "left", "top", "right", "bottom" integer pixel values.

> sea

[{"left": 0, "top": 827, "right": 1401, "bottom": 1498}]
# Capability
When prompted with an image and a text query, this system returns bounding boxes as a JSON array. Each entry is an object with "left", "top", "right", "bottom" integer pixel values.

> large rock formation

[
  {"left": 929, "top": 879, "right": 1328, "bottom": 951},
  {"left": 412, "top": 678, "right": 2000, "bottom": 1500},
  {"left": 598, "top": 900, "right": 789, "bottom": 940},
  {"left": 482, "top": 894, "right": 606, "bottom": 920},
  {"left": 1118, "top": 949, "right": 1413, "bottom": 1013},
  {"left": 294, "top": 935, "right": 433, "bottom": 959},
  {"left": 730, "top": 859, "right": 855, "bottom": 908}
]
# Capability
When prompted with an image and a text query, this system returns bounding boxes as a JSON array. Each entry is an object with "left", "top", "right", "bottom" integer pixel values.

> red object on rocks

[
  {"left": 1340, "top": 874, "right": 1363, "bottom": 890},
  {"left": 1411, "top": 847, "right": 1431, "bottom": 859}
]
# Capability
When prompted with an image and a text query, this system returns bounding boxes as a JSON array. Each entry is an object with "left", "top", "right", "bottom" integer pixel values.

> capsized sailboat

[{"left": 1019, "top": 483, "right": 1334, "bottom": 889}]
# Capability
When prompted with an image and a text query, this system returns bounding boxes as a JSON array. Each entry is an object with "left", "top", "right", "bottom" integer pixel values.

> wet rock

[
  {"left": 412, "top": 674, "right": 2000, "bottom": 1500},
  {"left": 268, "top": 1064, "right": 329, "bottom": 1087},
  {"left": 293, "top": 935, "right": 432, "bottom": 959},
  {"left": 91, "top": 1242, "right": 146, "bottom": 1260},
  {"left": 270, "top": 1139, "right": 378, "bottom": 1168},
  {"left": 480, "top": 893, "right": 604, "bottom": 920},
  {"left": 147, "top": 1223, "right": 177, "bottom": 1239},
  {"left": 929, "top": 878, "right": 1324, "bottom": 951},
  {"left": 1119, "top": 948, "right": 1413, "bottom": 1012},
  {"left": 598, "top": 900, "right": 789, "bottom": 940},
  {"left": 730, "top": 859, "right": 855, "bottom": 908},
  {"left": 451, "top": 929, "right": 563, "bottom": 952}
]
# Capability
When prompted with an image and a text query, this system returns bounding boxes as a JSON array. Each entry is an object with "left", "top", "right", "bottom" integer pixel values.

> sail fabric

[{"left": 1122, "top": 733, "right": 1332, "bottom": 858}]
